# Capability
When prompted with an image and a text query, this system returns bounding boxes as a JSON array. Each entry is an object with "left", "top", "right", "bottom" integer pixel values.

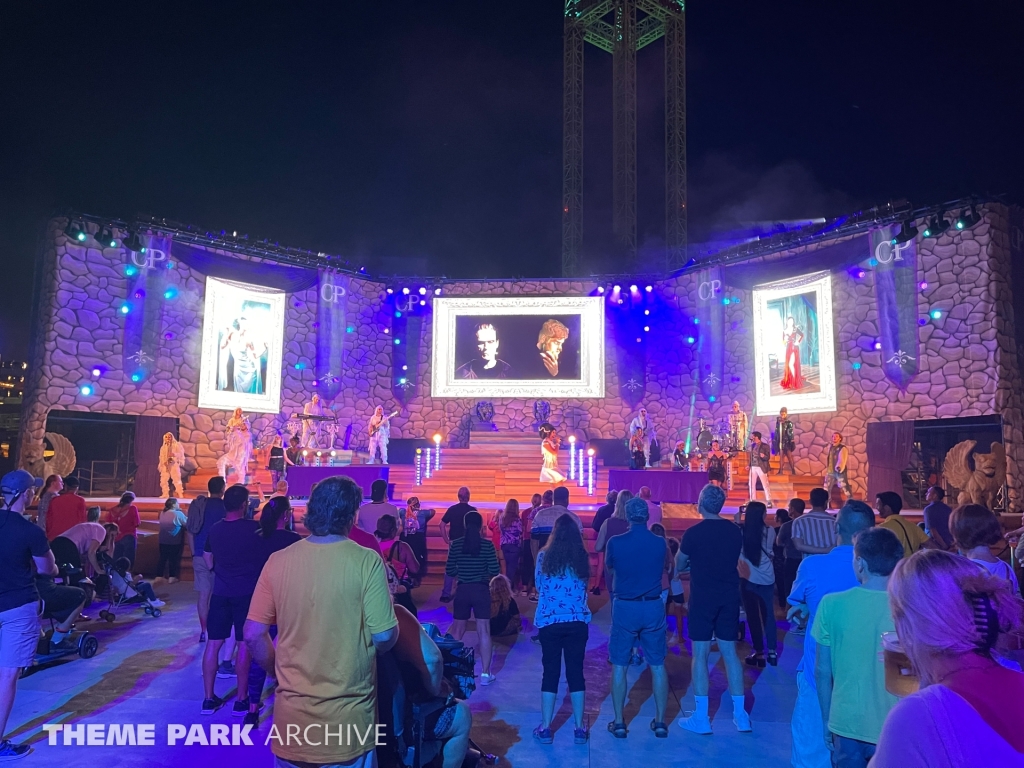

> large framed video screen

[
  {"left": 431, "top": 296, "right": 605, "bottom": 398},
  {"left": 752, "top": 271, "right": 837, "bottom": 416},
  {"left": 197, "top": 277, "right": 286, "bottom": 414}
]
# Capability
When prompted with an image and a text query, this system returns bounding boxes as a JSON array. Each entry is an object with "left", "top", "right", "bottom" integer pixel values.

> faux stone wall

[{"left": 20, "top": 206, "right": 1023, "bottom": 505}]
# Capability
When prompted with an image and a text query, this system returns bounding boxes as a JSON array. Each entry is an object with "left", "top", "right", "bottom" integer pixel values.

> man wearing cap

[
  {"left": 676, "top": 483, "right": 750, "bottom": 734},
  {"left": 604, "top": 497, "right": 670, "bottom": 737},
  {"left": 0, "top": 469, "right": 58, "bottom": 760}
]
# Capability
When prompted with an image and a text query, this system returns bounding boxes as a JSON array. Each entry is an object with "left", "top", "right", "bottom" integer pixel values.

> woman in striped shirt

[{"left": 446, "top": 510, "right": 501, "bottom": 685}]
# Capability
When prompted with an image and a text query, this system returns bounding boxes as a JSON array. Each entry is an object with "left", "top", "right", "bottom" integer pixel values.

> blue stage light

[
  {"left": 163, "top": 287, "right": 177, "bottom": 299},
  {"left": 402, "top": 288, "right": 410, "bottom": 295},
  {"left": 120, "top": 302, "right": 131, "bottom": 314},
  {"left": 709, "top": 395, "right": 716, "bottom": 403},
  {"left": 395, "top": 311, "right": 402, "bottom": 318},
  {"left": 399, "top": 377, "right": 406, "bottom": 385},
  {"left": 131, "top": 373, "right": 141, "bottom": 383},
  {"left": 643, "top": 326, "right": 650, "bottom": 332},
  {"left": 693, "top": 318, "right": 699, "bottom": 325},
  {"left": 418, "top": 287, "right": 426, "bottom": 295},
  {"left": 346, "top": 326, "right": 354, "bottom": 333},
  {"left": 686, "top": 336, "right": 695, "bottom": 344},
  {"left": 852, "top": 362, "right": 862, "bottom": 370},
  {"left": 80, "top": 384, "right": 93, "bottom": 396},
  {"left": 722, "top": 298, "right": 731, "bottom": 305},
  {"left": 930, "top": 309, "right": 942, "bottom": 319},
  {"left": 125, "top": 265, "right": 137, "bottom": 277},
  {"left": 629, "top": 284, "right": 638, "bottom": 292},
  {"left": 645, "top": 285, "right": 652, "bottom": 292},
  {"left": 394, "top": 338, "right": 401, "bottom": 345}
]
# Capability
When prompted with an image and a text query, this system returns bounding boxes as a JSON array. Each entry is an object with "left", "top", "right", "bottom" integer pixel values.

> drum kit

[{"left": 693, "top": 416, "right": 741, "bottom": 454}]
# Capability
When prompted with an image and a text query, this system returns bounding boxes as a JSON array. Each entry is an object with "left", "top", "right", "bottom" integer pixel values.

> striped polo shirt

[
  {"left": 791, "top": 511, "right": 838, "bottom": 551},
  {"left": 444, "top": 537, "right": 500, "bottom": 584}
]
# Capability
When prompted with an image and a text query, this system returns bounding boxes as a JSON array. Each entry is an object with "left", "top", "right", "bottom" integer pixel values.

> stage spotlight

[
  {"left": 617, "top": 299, "right": 624, "bottom": 305},
  {"left": 433, "top": 434, "right": 441, "bottom": 445},
  {"left": 956, "top": 204, "right": 980, "bottom": 230},
  {"left": 434, "top": 288, "right": 442, "bottom": 295},
  {"left": 130, "top": 373, "right": 141, "bottom": 383},
  {"left": 930, "top": 309, "right": 942, "bottom": 319},
  {"left": 890, "top": 219, "right": 918, "bottom": 245},
  {"left": 123, "top": 230, "right": 146, "bottom": 252},
  {"left": 163, "top": 287, "right": 177, "bottom": 299},
  {"left": 398, "top": 377, "right": 407, "bottom": 385},
  {"left": 686, "top": 336, "right": 695, "bottom": 344},
  {"left": 419, "top": 300, "right": 426, "bottom": 306},
  {"left": 643, "top": 326, "right": 650, "bottom": 332},
  {"left": 645, "top": 285, "right": 652, "bottom": 292},
  {"left": 613, "top": 284, "right": 621, "bottom": 291},
  {"left": 922, "top": 213, "right": 950, "bottom": 238},
  {"left": 874, "top": 341, "right": 882, "bottom": 350},
  {"left": 418, "top": 287, "right": 426, "bottom": 295},
  {"left": 402, "top": 287, "right": 410, "bottom": 295},
  {"left": 91, "top": 368, "right": 101, "bottom": 377},
  {"left": 394, "top": 338, "right": 401, "bottom": 345},
  {"left": 95, "top": 224, "right": 117, "bottom": 248},
  {"left": 80, "top": 384, "right": 93, "bottom": 396},
  {"left": 119, "top": 302, "right": 131, "bottom": 314},
  {"left": 64, "top": 219, "right": 87, "bottom": 242},
  {"left": 852, "top": 362, "right": 862, "bottom": 370},
  {"left": 402, "top": 365, "right": 408, "bottom": 371},
  {"left": 386, "top": 288, "right": 394, "bottom": 294},
  {"left": 644, "top": 309, "right": 650, "bottom": 315},
  {"left": 919, "top": 281, "right": 928, "bottom": 290},
  {"left": 597, "top": 286, "right": 604, "bottom": 294},
  {"left": 629, "top": 284, "right": 638, "bottom": 292},
  {"left": 330, "top": 450, "right": 337, "bottom": 457}
]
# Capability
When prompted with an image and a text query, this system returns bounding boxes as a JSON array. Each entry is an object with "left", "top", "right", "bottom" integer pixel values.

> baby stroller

[{"left": 95, "top": 552, "right": 163, "bottom": 621}]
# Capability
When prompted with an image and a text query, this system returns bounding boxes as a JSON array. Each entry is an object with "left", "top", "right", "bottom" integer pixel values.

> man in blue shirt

[
  {"left": 786, "top": 500, "right": 873, "bottom": 768},
  {"left": 186, "top": 476, "right": 227, "bottom": 643},
  {"left": 922, "top": 486, "right": 953, "bottom": 550},
  {"left": 605, "top": 497, "right": 669, "bottom": 737}
]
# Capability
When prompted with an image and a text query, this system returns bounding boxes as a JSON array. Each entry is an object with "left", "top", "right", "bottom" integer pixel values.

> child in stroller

[{"left": 96, "top": 552, "right": 165, "bottom": 620}]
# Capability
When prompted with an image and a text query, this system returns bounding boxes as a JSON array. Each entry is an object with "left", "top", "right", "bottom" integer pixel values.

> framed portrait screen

[
  {"left": 752, "top": 271, "right": 837, "bottom": 416},
  {"left": 431, "top": 296, "right": 606, "bottom": 398},
  {"left": 197, "top": 277, "right": 286, "bottom": 414}
]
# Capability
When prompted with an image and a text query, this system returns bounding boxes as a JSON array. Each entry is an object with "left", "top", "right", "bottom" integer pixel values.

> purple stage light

[
  {"left": 384, "top": 328, "right": 390, "bottom": 334},
  {"left": 919, "top": 281, "right": 928, "bottom": 290},
  {"left": 597, "top": 286, "right": 604, "bottom": 294},
  {"left": 418, "top": 287, "right": 426, "bottom": 295},
  {"left": 643, "top": 326, "right": 650, "bottom": 332},
  {"left": 164, "top": 332, "right": 174, "bottom": 340},
  {"left": 618, "top": 299, "right": 623, "bottom": 304},
  {"left": 419, "top": 300, "right": 426, "bottom": 306},
  {"left": 874, "top": 341, "right": 882, "bottom": 350},
  {"left": 613, "top": 284, "right": 621, "bottom": 291},
  {"left": 645, "top": 285, "right": 652, "bottom": 292},
  {"left": 134, "top": 290, "right": 145, "bottom": 299},
  {"left": 402, "top": 288, "right": 410, "bottom": 295},
  {"left": 918, "top": 318, "right": 927, "bottom": 326},
  {"left": 434, "top": 288, "right": 442, "bottom": 295},
  {"left": 629, "top": 284, "right": 638, "bottom": 292},
  {"left": 91, "top": 368, "right": 101, "bottom": 377},
  {"left": 854, "top": 269, "right": 866, "bottom": 279},
  {"left": 644, "top": 309, "right": 650, "bottom": 315},
  {"left": 387, "top": 288, "right": 393, "bottom": 294}
]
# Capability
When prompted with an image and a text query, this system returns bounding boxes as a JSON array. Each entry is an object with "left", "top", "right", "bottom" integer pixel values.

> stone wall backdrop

[{"left": 19, "top": 205, "right": 1023, "bottom": 504}]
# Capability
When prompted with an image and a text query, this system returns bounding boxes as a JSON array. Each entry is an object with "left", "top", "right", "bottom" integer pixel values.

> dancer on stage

[
  {"left": 538, "top": 423, "right": 566, "bottom": 484},
  {"left": 748, "top": 431, "right": 773, "bottom": 508},
  {"left": 217, "top": 407, "right": 253, "bottom": 482},
  {"left": 728, "top": 401, "right": 749, "bottom": 452},
  {"left": 368, "top": 406, "right": 394, "bottom": 465},
  {"left": 779, "top": 317, "right": 804, "bottom": 391},
  {"left": 707, "top": 439, "right": 729, "bottom": 477},
  {"left": 301, "top": 393, "right": 326, "bottom": 448},
  {"left": 267, "top": 433, "right": 286, "bottom": 485},
  {"left": 773, "top": 407, "right": 796, "bottom": 475},
  {"left": 823, "top": 432, "right": 850, "bottom": 506},
  {"left": 158, "top": 432, "right": 185, "bottom": 497},
  {"left": 628, "top": 407, "right": 657, "bottom": 468}
]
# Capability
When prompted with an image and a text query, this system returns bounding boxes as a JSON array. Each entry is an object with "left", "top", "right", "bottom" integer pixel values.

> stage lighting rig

[
  {"left": 922, "top": 212, "right": 950, "bottom": 238},
  {"left": 64, "top": 218, "right": 87, "bottom": 242},
  {"left": 890, "top": 219, "right": 918, "bottom": 245},
  {"left": 95, "top": 224, "right": 117, "bottom": 248},
  {"left": 955, "top": 204, "right": 980, "bottom": 230},
  {"left": 123, "top": 230, "right": 146, "bottom": 253}
]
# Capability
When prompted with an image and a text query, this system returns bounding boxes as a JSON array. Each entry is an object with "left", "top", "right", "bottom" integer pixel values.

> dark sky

[{"left": 2, "top": 1, "right": 1021, "bottom": 360}]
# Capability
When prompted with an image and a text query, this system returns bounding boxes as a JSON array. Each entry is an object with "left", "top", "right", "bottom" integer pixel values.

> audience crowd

[{"left": 1, "top": 454, "right": 1023, "bottom": 768}]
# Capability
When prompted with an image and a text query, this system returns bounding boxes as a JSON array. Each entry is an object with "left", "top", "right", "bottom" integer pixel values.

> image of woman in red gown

[{"left": 780, "top": 316, "right": 804, "bottom": 390}]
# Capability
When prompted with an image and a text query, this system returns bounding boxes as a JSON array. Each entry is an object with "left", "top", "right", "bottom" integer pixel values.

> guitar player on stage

[
  {"left": 628, "top": 407, "right": 657, "bottom": 468},
  {"left": 368, "top": 406, "right": 397, "bottom": 465}
]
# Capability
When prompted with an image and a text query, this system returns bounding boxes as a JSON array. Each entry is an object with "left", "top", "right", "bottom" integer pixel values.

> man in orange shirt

[{"left": 45, "top": 476, "right": 87, "bottom": 540}]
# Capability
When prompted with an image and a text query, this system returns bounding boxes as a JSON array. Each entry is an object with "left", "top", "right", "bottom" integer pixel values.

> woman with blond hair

[
  {"left": 488, "top": 574, "right": 521, "bottom": 637},
  {"left": 498, "top": 499, "right": 524, "bottom": 589},
  {"left": 873, "top": 550, "right": 1024, "bottom": 766}
]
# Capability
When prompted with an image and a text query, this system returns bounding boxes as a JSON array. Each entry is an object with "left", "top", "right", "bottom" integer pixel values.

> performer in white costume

[
  {"left": 158, "top": 432, "right": 185, "bottom": 497},
  {"left": 368, "top": 406, "right": 393, "bottom": 465},
  {"left": 301, "top": 393, "right": 326, "bottom": 448},
  {"left": 628, "top": 407, "right": 657, "bottom": 468},
  {"left": 217, "top": 407, "right": 253, "bottom": 482},
  {"left": 538, "top": 423, "right": 566, "bottom": 484},
  {"left": 728, "top": 400, "right": 749, "bottom": 453}
]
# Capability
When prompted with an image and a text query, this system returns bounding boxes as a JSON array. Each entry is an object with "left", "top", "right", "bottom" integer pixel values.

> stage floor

[{"left": 8, "top": 581, "right": 798, "bottom": 767}]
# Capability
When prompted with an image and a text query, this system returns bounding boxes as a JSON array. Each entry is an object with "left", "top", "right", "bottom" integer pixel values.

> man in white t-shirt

[{"left": 357, "top": 479, "right": 400, "bottom": 534}]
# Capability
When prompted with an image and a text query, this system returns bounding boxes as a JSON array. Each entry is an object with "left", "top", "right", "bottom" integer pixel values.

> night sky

[{"left": 1, "top": 1, "right": 1021, "bottom": 360}]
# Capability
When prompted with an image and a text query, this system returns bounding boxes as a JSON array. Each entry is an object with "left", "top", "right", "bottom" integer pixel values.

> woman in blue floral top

[{"left": 533, "top": 513, "right": 592, "bottom": 745}]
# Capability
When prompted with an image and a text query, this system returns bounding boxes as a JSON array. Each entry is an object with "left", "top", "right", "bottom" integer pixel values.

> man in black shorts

[
  {"left": 675, "top": 484, "right": 750, "bottom": 734},
  {"left": 201, "top": 484, "right": 262, "bottom": 715}
]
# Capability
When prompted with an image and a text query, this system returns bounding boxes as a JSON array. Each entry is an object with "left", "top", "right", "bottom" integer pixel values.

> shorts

[
  {"left": 208, "top": 594, "right": 252, "bottom": 641},
  {"left": 0, "top": 601, "right": 41, "bottom": 668},
  {"left": 668, "top": 591, "right": 686, "bottom": 605},
  {"left": 452, "top": 582, "right": 491, "bottom": 621},
  {"left": 36, "top": 579, "right": 85, "bottom": 624},
  {"left": 687, "top": 593, "right": 740, "bottom": 642},
  {"left": 193, "top": 555, "right": 214, "bottom": 593},
  {"left": 609, "top": 598, "right": 667, "bottom": 666}
]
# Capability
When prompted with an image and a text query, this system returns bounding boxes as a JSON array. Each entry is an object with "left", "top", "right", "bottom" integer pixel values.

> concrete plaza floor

[{"left": 9, "top": 581, "right": 798, "bottom": 767}]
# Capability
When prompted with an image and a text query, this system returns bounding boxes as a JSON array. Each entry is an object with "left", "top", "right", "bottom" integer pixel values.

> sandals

[
  {"left": 745, "top": 653, "right": 766, "bottom": 668},
  {"left": 650, "top": 720, "right": 668, "bottom": 738},
  {"left": 607, "top": 721, "right": 628, "bottom": 739}
]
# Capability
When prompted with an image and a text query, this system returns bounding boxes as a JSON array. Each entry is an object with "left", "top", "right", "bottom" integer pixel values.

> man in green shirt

[{"left": 813, "top": 526, "right": 903, "bottom": 766}]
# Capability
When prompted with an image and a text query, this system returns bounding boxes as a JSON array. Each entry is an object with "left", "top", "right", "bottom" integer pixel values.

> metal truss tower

[{"left": 561, "top": 0, "right": 687, "bottom": 276}]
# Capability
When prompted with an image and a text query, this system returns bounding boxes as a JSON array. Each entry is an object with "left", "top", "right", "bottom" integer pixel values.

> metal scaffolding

[{"left": 561, "top": 0, "right": 687, "bottom": 275}]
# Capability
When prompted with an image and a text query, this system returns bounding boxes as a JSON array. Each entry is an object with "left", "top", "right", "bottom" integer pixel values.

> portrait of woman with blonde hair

[{"left": 872, "top": 550, "right": 1024, "bottom": 766}]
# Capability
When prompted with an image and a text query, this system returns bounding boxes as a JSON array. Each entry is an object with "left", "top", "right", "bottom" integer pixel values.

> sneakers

[
  {"left": 629, "top": 650, "right": 644, "bottom": 666},
  {"left": 232, "top": 698, "right": 251, "bottom": 716},
  {"left": 201, "top": 696, "right": 223, "bottom": 715},
  {"left": 217, "top": 661, "right": 236, "bottom": 679},
  {"left": 0, "top": 739, "right": 30, "bottom": 760},
  {"left": 733, "top": 712, "right": 752, "bottom": 733},
  {"left": 479, "top": 672, "right": 496, "bottom": 686},
  {"left": 243, "top": 710, "right": 261, "bottom": 727},
  {"left": 573, "top": 727, "right": 589, "bottom": 744},
  {"left": 532, "top": 726, "right": 553, "bottom": 744},
  {"left": 149, "top": 599, "right": 166, "bottom": 608},
  {"left": 678, "top": 712, "right": 712, "bottom": 735},
  {"left": 50, "top": 636, "right": 78, "bottom": 653}
]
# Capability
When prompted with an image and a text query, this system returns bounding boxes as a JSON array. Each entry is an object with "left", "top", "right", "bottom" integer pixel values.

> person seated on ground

[
  {"left": 376, "top": 514, "right": 420, "bottom": 617},
  {"left": 50, "top": 510, "right": 114, "bottom": 575},
  {"left": 872, "top": 550, "right": 1024, "bottom": 767},
  {"left": 488, "top": 574, "right": 520, "bottom": 638},
  {"left": 383, "top": 604, "right": 472, "bottom": 768}
]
